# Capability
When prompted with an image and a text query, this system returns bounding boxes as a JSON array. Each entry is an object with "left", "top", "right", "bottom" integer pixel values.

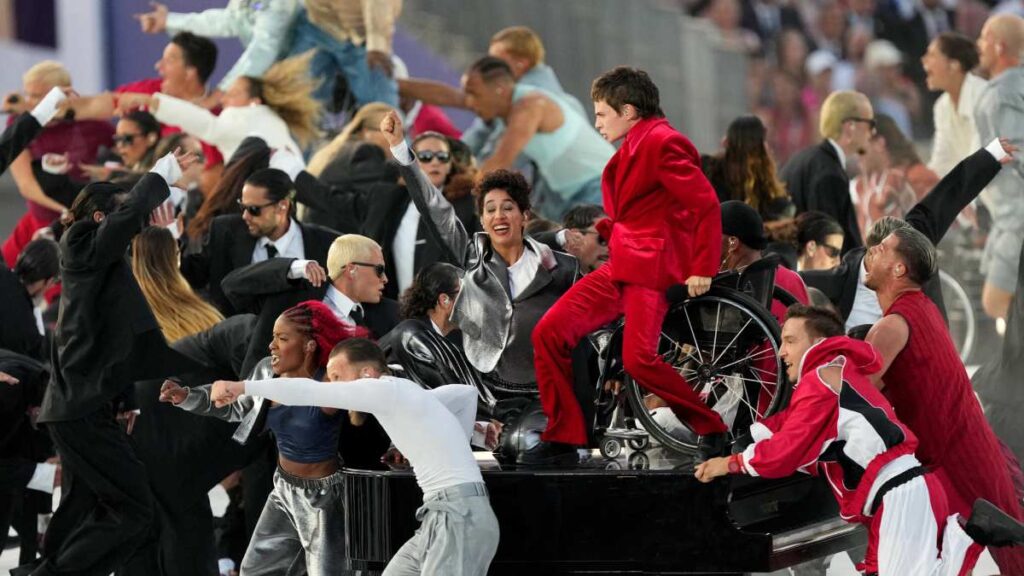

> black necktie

[
  {"left": 266, "top": 244, "right": 278, "bottom": 259},
  {"left": 350, "top": 305, "right": 364, "bottom": 326}
]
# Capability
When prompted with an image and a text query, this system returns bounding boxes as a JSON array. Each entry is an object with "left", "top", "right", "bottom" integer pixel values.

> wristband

[{"left": 728, "top": 453, "right": 744, "bottom": 475}]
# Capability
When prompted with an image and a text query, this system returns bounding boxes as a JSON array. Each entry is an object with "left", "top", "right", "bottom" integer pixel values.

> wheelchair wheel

[
  {"left": 623, "top": 286, "right": 788, "bottom": 455},
  {"left": 939, "top": 270, "right": 975, "bottom": 362}
]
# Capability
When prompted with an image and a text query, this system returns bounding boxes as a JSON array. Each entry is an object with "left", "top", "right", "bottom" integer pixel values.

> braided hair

[{"left": 280, "top": 300, "right": 370, "bottom": 368}]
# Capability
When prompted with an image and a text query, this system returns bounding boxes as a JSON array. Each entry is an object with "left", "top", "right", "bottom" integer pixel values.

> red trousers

[{"left": 533, "top": 265, "right": 728, "bottom": 445}]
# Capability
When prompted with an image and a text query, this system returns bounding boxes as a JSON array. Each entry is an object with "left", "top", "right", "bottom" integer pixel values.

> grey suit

[
  {"left": 399, "top": 157, "right": 578, "bottom": 390},
  {"left": 974, "top": 66, "right": 1024, "bottom": 291}
]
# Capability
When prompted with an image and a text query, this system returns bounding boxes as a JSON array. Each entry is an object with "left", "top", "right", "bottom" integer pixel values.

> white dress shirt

[
  {"left": 252, "top": 218, "right": 304, "bottom": 264},
  {"left": 323, "top": 285, "right": 363, "bottom": 326},
  {"left": 929, "top": 73, "right": 987, "bottom": 178},
  {"left": 393, "top": 201, "right": 422, "bottom": 294},
  {"left": 827, "top": 138, "right": 848, "bottom": 171},
  {"left": 846, "top": 261, "right": 885, "bottom": 331},
  {"left": 507, "top": 247, "right": 541, "bottom": 299}
]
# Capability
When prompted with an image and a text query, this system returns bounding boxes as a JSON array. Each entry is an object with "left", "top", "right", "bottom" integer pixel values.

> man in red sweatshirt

[
  {"left": 528, "top": 67, "right": 726, "bottom": 466},
  {"left": 697, "top": 305, "right": 1024, "bottom": 575}
]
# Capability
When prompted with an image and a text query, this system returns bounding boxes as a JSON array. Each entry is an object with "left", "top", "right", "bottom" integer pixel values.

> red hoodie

[{"left": 738, "top": 336, "right": 919, "bottom": 523}]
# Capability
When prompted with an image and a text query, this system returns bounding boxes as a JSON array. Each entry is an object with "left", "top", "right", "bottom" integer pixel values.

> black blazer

[
  {"left": 180, "top": 213, "right": 340, "bottom": 316},
  {"left": 779, "top": 140, "right": 863, "bottom": 253},
  {"left": 39, "top": 174, "right": 198, "bottom": 422},
  {"left": 801, "top": 147, "right": 1003, "bottom": 320},
  {"left": 0, "top": 113, "right": 42, "bottom": 176},
  {"left": 0, "top": 350, "right": 49, "bottom": 493},
  {"left": 301, "top": 141, "right": 398, "bottom": 232},
  {"left": 363, "top": 185, "right": 479, "bottom": 301},
  {"left": 220, "top": 258, "right": 401, "bottom": 376},
  {"left": 0, "top": 266, "right": 45, "bottom": 359}
]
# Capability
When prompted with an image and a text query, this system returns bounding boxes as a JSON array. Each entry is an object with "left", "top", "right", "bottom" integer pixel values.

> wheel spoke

[
  {"left": 716, "top": 347, "right": 777, "bottom": 372},
  {"left": 710, "top": 302, "right": 722, "bottom": 365},
  {"left": 711, "top": 317, "right": 753, "bottom": 365},
  {"left": 682, "top": 306, "right": 705, "bottom": 364}
]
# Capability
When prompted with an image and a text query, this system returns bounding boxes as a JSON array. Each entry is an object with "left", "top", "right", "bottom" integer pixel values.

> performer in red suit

[
  {"left": 865, "top": 226, "right": 1024, "bottom": 574},
  {"left": 696, "top": 305, "right": 1024, "bottom": 575},
  {"left": 528, "top": 67, "right": 727, "bottom": 466}
]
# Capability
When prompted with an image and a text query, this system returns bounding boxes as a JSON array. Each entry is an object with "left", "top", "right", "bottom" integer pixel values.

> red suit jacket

[{"left": 597, "top": 117, "right": 721, "bottom": 292}]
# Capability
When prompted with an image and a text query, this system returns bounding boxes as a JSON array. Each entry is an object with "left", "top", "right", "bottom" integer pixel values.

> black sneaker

[
  {"left": 518, "top": 441, "right": 580, "bottom": 467},
  {"left": 964, "top": 498, "right": 1024, "bottom": 547},
  {"left": 696, "top": 433, "right": 729, "bottom": 463}
]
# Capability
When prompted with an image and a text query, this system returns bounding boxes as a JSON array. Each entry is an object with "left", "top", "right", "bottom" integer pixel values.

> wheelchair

[{"left": 591, "top": 255, "right": 795, "bottom": 458}]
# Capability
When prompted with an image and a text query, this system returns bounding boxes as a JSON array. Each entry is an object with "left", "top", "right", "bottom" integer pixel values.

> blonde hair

[
  {"left": 819, "top": 91, "right": 869, "bottom": 139},
  {"left": 131, "top": 227, "right": 223, "bottom": 343},
  {"left": 244, "top": 51, "right": 322, "bottom": 148},
  {"left": 306, "top": 102, "right": 395, "bottom": 177},
  {"left": 326, "top": 234, "right": 382, "bottom": 279},
  {"left": 23, "top": 60, "right": 71, "bottom": 88},
  {"left": 491, "top": 26, "right": 546, "bottom": 68}
]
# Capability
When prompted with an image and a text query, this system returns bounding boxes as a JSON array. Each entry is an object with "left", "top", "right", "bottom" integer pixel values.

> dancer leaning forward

[{"left": 697, "top": 305, "right": 1024, "bottom": 576}]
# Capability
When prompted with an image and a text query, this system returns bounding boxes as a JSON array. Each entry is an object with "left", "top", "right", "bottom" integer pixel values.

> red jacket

[{"left": 597, "top": 117, "right": 721, "bottom": 291}]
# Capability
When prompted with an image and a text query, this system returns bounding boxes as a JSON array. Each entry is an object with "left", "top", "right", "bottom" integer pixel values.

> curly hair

[
  {"left": 280, "top": 300, "right": 370, "bottom": 368},
  {"left": 474, "top": 169, "right": 531, "bottom": 215},
  {"left": 399, "top": 262, "right": 461, "bottom": 320},
  {"left": 242, "top": 51, "right": 321, "bottom": 148}
]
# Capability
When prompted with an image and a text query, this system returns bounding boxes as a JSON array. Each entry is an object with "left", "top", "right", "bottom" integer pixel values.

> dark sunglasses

[
  {"left": 579, "top": 229, "right": 607, "bottom": 247},
  {"left": 113, "top": 133, "right": 143, "bottom": 146},
  {"left": 844, "top": 116, "right": 877, "bottom": 132},
  {"left": 821, "top": 244, "right": 842, "bottom": 258},
  {"left": 416, "top": 150, "right": 451, "bottom": 163},
  {"left": 237, "top": 199, "right": 278, "bottom": 216},
  {"left": 351, "top": 261, "right": 386, "bottom": 278}
]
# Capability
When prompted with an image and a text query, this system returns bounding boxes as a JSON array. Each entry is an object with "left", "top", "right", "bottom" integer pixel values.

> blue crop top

[{"left": 266, "top": 404, "right": 342, "bottom": 464}]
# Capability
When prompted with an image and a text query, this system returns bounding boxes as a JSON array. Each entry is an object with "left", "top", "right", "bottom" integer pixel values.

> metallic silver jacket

[
  {"left": 177, "top": 356, "right": 275, "bottom": 444},
  {"left": 399, "top": 159, "right": 578, "bottom": 386}
]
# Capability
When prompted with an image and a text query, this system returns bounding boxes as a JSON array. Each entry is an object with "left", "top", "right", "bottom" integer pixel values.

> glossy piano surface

[{"left": 342, "top": 448, "right": 865, "bottom": 575}]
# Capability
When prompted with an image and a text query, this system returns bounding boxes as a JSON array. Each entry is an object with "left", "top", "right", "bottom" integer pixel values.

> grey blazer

[
  {"left": 177, "top": 356, "right": 275, "bottom": 444},
  {"left": 399, "top": 156, "right": 578, "bottom": 388}
]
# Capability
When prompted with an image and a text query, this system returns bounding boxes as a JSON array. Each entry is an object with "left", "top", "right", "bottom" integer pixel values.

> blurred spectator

[
  {"left": 739, "top": 0, "right": 810, "bottom": 56},
  {"left": 861, "top": 39, "right": 922, "bottom": 136},
  {"left": 131, "top": 226, "right": 223, "bottom": 343},
  {"left": 848, "top": 0, "right": 878, "bottom": 36},
  {"left": 120, "top": 52, "right": 320, "bottom": 161},
  {"left": 392, "top": 56, "right": 460, "bottom": 139},
  {"left": 531, "top": 204, "right": 609, "bottom": 275},
  {"left": 703, "top": 115, "right": 795, "bottom": 225},
  {"left": 813, "top": 1, "right": 847, "bottom": 57},
  {"left": 802, "top": 50, "right": 835, "bottom": 116},
  {"left": 851, "top": 114, "right": 938, "bottom": 239},
  {"left": 834, "top": 25, "right": 873, "bottom": 90},
  {"left": 924, "top": 32, "right": 986, "bottom": 177},
  {"left": 695, "top": 0, "right": 762, "bottom": 54},
  {"left": 876, "top": 0, "right": 954, "bottom": 83},
  {"left": 777, "top": 29, "right": 810, "bottom": 79},
  {"left": 762, "top": 72, "right": 816, "bottom": 165},
  {"left": 974, "top": 13, "right": 1024, "bottom": 322},
  {"left": 136, "top": 1, "right": 300, "bottom": 101},
  {"left": 0, "top": 61, "right": 114, "bottom": 267}
]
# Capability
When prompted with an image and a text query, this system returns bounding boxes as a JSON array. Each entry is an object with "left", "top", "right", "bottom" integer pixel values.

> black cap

[{"left": 721, "top": 200, "right": 768, "bottom": 250}]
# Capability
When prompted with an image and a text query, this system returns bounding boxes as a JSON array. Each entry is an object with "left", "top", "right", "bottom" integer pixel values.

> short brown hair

[
  {"left": 784, "top": 305, "right": 845, "bottom": 339},
  {"left": 891, "top": 227, "right": 936, "bottom": 286},
  {"left": 330, "top": 338, "right": 387, "bottom": 372},
  {"left": 490, "top": 26, "right": 546, "bottom": 68},
  {"left": 591, "top": 67, "right": 664, "bottom": 119}
]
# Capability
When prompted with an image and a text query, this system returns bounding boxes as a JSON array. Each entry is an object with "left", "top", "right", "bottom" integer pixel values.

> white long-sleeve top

[
  {"left": 153, "top": 93, "right": 302, "bottom": 161},
  {"left": 928, "top": 73, "right": 986, "bottom": 178},
  {"left": 246, "top": 376, "right": 483, "bottom": 493}
]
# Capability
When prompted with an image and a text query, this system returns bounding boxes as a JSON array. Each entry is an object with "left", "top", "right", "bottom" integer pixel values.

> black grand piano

[{"left": 341, "top": 448, "right": 864, "bottom": 575}]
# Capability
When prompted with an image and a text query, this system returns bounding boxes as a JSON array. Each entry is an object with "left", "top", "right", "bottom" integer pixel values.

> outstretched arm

[
  {"left": 478, "top": 96, "right": 546, "bottom": 175},
  {"left": 219, "top": 377, "right": 397, "bottom": 416},
  {"left": 398, "top": 78, "right": 467, "bottom": 109}
]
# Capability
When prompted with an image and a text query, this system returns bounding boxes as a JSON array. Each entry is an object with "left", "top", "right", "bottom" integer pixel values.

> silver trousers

[
  {"left": 383, "top": 482, "right": 500, "bottom": 576},
  {"left": 240, "top": 466, "right": 346, "bottom": 576}
]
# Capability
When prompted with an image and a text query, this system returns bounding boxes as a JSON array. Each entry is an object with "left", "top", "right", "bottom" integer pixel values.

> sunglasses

[
  {"left": 237, "top": 199, "right": 278, "bottom": 217},
  {"left": 579, "top": 229, "right": 607, "bottom": 247},
  {"left": 821, "top": 244, "right": 842, "bottom": 258},
  {"left": 844, "top": 116, "right": 877, "bottom": 133},
  {"left": 351, "top": 261, "right": 386, "bottom": 278},
  {"left": 113, "top": 133, "right": 143, "bottom": 146},
  {"left": 416, "top": 150, "right": 451, "bottom": 164}
]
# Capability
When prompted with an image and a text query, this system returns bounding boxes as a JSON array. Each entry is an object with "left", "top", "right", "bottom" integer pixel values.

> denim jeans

[{"left": 287, "top": 10, "right": 398, "bottom": 109}]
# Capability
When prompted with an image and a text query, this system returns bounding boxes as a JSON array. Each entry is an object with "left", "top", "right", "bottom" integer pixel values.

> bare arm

[
  {"left": 478, "top": 96, "right": 546, "bottom": 175},
  {"left": 864, "top": 314, "right": 910, "bottom": 389},
  {"left": 397, "top": 78, "right": 467, "bottom": 109},
  {"left": 62, "top": 93, "right": 116, "bottom": 121},
  {"left": 10, "top": 151, "right": 66, "bottom": 213}
]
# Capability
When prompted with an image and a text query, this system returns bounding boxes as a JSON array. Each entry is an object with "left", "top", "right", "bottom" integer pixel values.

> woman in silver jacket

[{"left": 380, "top": 110, "right": 578, "bottom": 400}]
